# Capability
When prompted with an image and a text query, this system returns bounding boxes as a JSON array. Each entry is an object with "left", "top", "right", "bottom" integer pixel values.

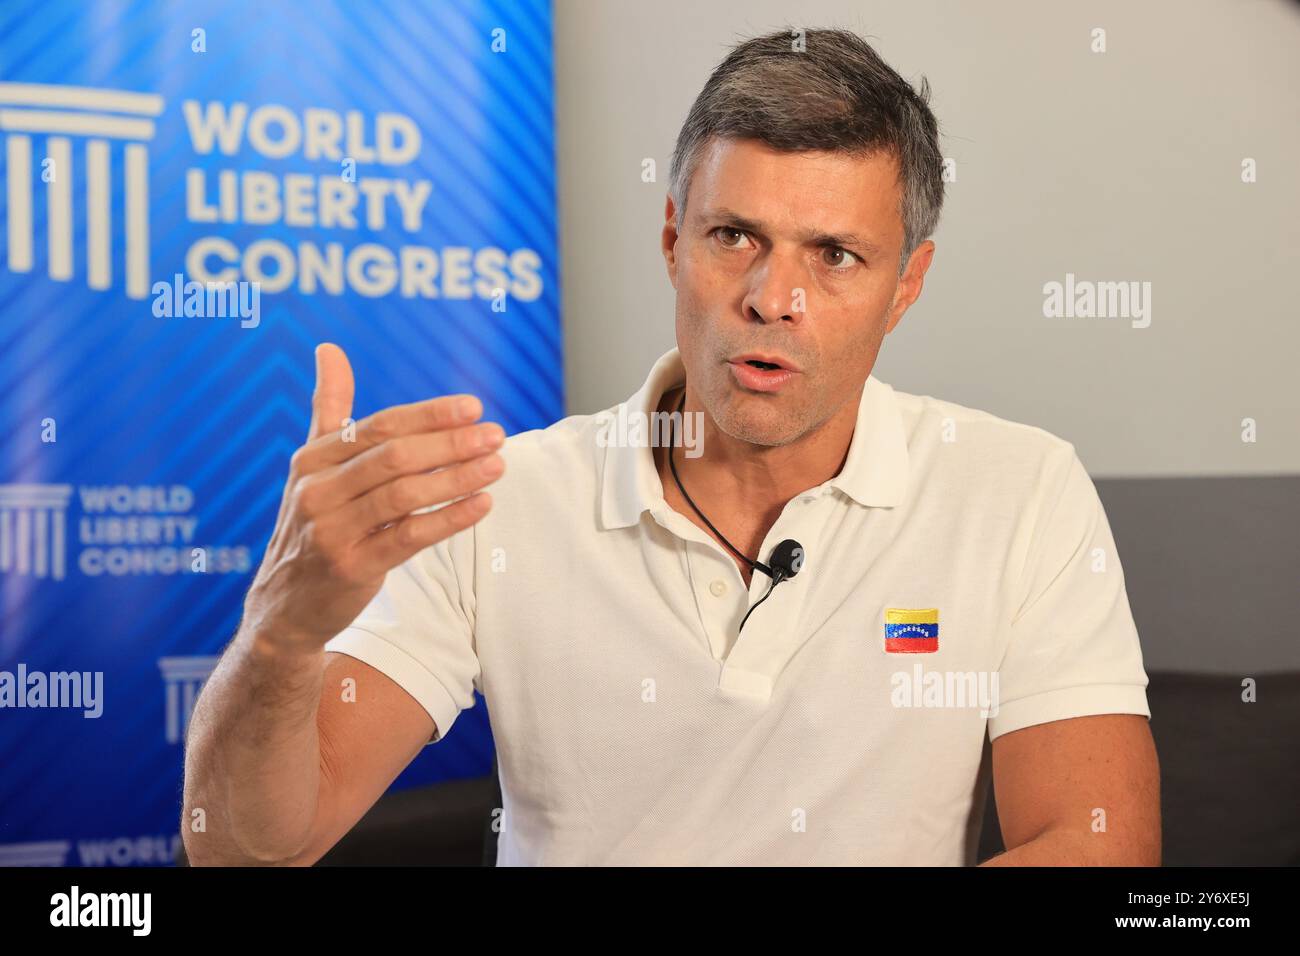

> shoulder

[
  {"left": 886, "top": 382, "right": 1084, "bottom": 503},
  {"left": 485, "top": 405, "right": 614, "bottom": 509},
  {"left": 499, "top": 405, "right": 610, "bottom": 469},
  {"left": 892, "top": 384, "right": 1074, "bottom": 457}
]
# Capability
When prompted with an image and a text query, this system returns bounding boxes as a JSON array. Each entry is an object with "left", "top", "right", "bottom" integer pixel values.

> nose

[{"left": 741, "top": 248, "right": 805, "bottom": 325}]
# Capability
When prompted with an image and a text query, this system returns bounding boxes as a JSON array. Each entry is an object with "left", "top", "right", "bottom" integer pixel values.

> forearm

[{"left": 181, "top": 625, "right": 327, "bottom": 866}]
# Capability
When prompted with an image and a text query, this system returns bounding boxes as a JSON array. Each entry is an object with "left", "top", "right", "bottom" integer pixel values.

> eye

[
  {"left": 712, "top": 226, "right": 754, "bottom": 250},
  {"left": 822, "top": 246, "right": 860, "bottom": 271}
]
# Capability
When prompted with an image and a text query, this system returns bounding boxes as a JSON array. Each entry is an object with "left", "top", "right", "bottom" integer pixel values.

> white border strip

[
  {"left": 0, "top": 82, "right": 163, "bottom": 116},
  {"left": 0, "top": 109, "right": 154, "bottom": 141}
]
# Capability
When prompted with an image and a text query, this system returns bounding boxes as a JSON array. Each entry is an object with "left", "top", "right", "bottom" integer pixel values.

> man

[{"left": 182, "top": 28, "right": 1159, "bottom": 866}]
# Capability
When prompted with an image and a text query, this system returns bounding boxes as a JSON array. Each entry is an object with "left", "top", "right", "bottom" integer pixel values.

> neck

[{"left": 655, "top": 382, "right": 858, "bottom": 546}]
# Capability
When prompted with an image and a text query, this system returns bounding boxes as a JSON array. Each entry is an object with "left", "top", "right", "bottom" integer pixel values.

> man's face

[{"left": 662, "top": 137, "right": 933, "bottom": 447}]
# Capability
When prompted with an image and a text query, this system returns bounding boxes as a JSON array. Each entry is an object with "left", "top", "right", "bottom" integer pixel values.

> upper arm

[
  {"left": 283, "top": 651, "right": 435, "bottom": 866},
  {"left": 988, "top": 445, "right": 1151, "bottom": 740},
  {"left": 990, "top": 713, "right": 1161, "bottom": 865}
]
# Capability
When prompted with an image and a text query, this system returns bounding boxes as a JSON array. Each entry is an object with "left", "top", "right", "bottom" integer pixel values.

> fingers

[
  {"left": 307, "top": 343, "right": 356, "bottom": 443},
  {"left": 352, "top": 492, "right": 494, "bottom": 576},
  {"left": 327, "top": 449, "right": 506, "bottom": 540},
  {"left": 302, "top": 421, "right": 506, "bottom": 513},
  {"left": 296, "top": 392, "right": 486, "bottom": 475}
]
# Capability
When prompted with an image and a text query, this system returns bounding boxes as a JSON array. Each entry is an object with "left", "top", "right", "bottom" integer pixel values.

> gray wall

[
  {"left": 554, "top": 0, "right": 1299, "bottom": 475},
  {"left": 552, "top": 1, "right": 1300, "bottom": 671}
]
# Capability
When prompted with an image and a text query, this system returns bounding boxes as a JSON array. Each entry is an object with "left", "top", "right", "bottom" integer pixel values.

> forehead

[{"left": 689, "top": 137, "right": 903, "bottom": 240}]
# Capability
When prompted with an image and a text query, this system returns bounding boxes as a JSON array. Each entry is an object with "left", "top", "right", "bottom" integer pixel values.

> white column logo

[
  {"left": 158, "top": 656, "right": 219, "bottom": 745},
  {"left": 0, "top": 483, "right": 74, "bottom": 580},
  {"left": 1, "top": 82, "right": 163, "bottom": 299}
]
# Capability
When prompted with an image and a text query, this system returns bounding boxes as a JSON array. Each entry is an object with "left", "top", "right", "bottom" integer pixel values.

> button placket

[
  {"left": 682, "top": 537, "right": 747, "bottom": 662},
  {"left": 719, "top": 504, "right": 819, "bottom": 697}
]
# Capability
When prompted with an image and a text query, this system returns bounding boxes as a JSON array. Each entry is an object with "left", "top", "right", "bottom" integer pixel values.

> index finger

[{"left": 305, "top": 392, "right": 485, "bottom": 469}]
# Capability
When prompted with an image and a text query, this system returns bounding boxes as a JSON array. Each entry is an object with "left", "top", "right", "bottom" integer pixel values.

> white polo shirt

[{"left": 324, "top": 347, "right": 1150, "bottom": 865}]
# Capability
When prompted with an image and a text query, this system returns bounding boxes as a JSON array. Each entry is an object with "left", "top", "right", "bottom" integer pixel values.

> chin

[{"left": 713, "top": 400, "right": 803, "bottom": 448}]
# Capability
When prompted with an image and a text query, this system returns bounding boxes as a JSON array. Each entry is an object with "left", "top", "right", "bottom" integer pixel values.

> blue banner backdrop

[{"left": 0, "top": 0, "right": 559, "bottom": 866}]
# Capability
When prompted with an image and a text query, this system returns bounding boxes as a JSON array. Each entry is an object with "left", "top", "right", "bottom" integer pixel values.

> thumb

[{"left": 307, "top": 342, "right": 355, "bottom": 442}]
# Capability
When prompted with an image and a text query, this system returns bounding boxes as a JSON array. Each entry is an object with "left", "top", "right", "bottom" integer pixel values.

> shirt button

[{"left": 709, "top": 579, "right": 727, "bottom": 597}]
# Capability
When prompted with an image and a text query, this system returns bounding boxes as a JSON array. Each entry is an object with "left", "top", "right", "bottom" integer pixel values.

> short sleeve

[
  {"left": 987, "top": 445, "right": 1151, "bottom": 742},
  {"left": 323, "top": 523, "right": 479, "bottom": 745}
]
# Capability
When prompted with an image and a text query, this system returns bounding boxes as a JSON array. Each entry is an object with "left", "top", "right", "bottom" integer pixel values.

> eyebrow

[{"left": 705, "top": 206, "right": 884, "bottom": 259}]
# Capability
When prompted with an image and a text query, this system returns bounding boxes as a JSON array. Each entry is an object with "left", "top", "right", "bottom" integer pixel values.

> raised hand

[{"left": 241, "top": 342, "right": 504, "bottom": 653}]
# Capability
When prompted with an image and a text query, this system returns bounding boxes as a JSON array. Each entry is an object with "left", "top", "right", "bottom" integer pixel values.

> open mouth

[{"left": 729, "top": 356, "right": 796, "bottom": 392}]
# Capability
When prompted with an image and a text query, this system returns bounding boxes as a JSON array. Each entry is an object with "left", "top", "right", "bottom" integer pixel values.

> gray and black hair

[{"left": 668, "top": 27, "right": 945, "bottom": 275}]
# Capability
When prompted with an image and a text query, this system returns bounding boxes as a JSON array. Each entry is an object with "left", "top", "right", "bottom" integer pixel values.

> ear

[
  {"left": 662, "top": 192, "right": 681, "bottom": 288},
  {"left": 884, "top": 239, "right": 936, "bottom": 334}
]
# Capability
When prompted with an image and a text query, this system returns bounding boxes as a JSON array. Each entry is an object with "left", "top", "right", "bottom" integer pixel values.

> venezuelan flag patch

[{"left": 884, "top": 608, "right": 939, "bottom": 653}]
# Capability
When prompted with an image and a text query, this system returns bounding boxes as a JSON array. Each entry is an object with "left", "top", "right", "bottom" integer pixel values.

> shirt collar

[{"left": 598, "top": 347, "right": 910, "bottom": 530}]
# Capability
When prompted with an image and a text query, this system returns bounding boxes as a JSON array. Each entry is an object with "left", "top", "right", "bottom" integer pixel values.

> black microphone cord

[
  {"left": 737, "top": 578, "right": 779, "bottom": 633},
  {"left": 667, "top": 388, "right": 788, "bottom": 633},
  {"left": 668, "top": 390, "right": 771, "bottom": 577}
]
